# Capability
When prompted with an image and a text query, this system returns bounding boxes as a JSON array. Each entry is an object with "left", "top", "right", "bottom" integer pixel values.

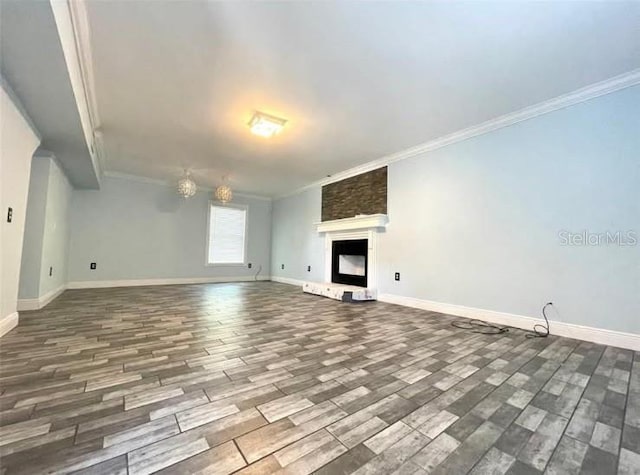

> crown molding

[
  {"left": 103, "top": 171, "right": 273, "bottom": 201},
  {"left": 104, "top": 171, "right": 168, "bottom": 186},
  {"left": 48, "top": 0, "right": 103, "bottom": 189},
  {"left": 277, "top": 69, "right": 640, "bottom": 200},
  {"left": 66, "top": 1, "right": 100, "bottom": 131},
  {"left": 232, "top": 191, "right": 273, "bottom": 202}
]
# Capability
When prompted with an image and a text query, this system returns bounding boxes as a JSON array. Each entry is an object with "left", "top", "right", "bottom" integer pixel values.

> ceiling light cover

[
  {"left": 177, "top": 172, "right": 197, "bottom": 198},
  {"left": 248, "top": 111, "right": 287, "bottom": 138},
  {"left": 215, "top": 184, "right": 233, "bottom": 204}
]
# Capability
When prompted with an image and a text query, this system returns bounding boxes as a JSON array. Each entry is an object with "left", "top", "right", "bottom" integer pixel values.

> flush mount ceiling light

[
  {"left": 248, "top": 111, "right": 287, "bottom": 138},
  {"left": 177, "top": 170, "right": 197, "bottom": 198}
]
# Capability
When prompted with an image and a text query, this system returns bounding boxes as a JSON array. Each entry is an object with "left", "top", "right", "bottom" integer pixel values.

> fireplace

[
  {"left": 332, "top": 239, "right": 368, "bottom": 287},
  {"left": 314, "top": 213, "right": 388, "bottom": 299}
]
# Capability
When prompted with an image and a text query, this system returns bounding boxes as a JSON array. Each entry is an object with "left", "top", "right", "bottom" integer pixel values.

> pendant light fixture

[
  {"left": 177, "top": 170, "right": 197, "bottom": 198},
  {"left": 214, "top": 176, "right": 233, "bottom": 204}
]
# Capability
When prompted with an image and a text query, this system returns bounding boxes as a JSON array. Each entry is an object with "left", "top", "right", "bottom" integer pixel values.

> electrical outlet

[
  {"left": 90, "top": 262, "right": 97, "bottom": 270},
  {"left": 281, "top": 264, "right": 285, "bottom": 270},
  {"left": 394, "top": 272, "right": 400, "bottom": 281},
  {"left": 248, "top": 263, "right": 252, "bottom": 269},
  {"left": 49, "top": 267, "right": 53, "bottom": 276},
  {"left": 307, "top": 265, "right": 311, "bottom": 272},
  {"left": 7, "top": 207, "right": 12, "bottom": 223}
]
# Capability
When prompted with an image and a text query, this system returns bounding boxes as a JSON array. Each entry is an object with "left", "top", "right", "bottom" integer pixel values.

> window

[{"left": 207, "top": 204, "right": 247, "bottom": 264}]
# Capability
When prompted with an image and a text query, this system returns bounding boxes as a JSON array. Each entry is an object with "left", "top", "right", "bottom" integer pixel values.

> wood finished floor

[{"left": 0, "top": 282, "right": 638, "bottom": 475}]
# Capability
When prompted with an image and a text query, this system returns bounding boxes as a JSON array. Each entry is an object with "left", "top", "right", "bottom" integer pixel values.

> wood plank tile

[
  {"left": 0, "top": 282, "right": 631, "bottom": 475},
  {"left": 124, "top": 386, "right": 184, "bottom": 410},
  {"left": 102, "top": 415, "right": 177, "bottom": 447},
  {"left": 127, "top": 432, "right": 209, "bottom": 475},
  {"left": 0, "top": 420, "right": 51, "bottom": 447},
  {"left": 176, "top": 400, "right": 240, "bottom": 431},
  {"left": 155, "top": 440, "right": 246, "bottom": 474}
]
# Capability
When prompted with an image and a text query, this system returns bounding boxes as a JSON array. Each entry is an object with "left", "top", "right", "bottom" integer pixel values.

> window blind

[{"left": 208, "top": 205, "right": 247, "bottom": 264}]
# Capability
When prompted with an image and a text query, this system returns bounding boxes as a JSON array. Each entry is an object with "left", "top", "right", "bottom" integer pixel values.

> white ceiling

[{"left": 86, "top": 0, "right": 640, "bottom": 196}]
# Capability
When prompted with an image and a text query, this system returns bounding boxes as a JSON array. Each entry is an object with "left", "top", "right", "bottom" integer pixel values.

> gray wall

[
  {"left": 0, "top": 82, "right": 40, "bottom": 335},
  {"left": 19, "top": 156, "right": 73, "bottom": 300},
  {"left": 68, "top": 176, "right": 272, "bottom": 283},
  {"left": 271, "top": 85, "right": 640, "bottom": 334},
  {"left": 39, "top": 157, "right": 73, "bottom": 295},
  {"left": 18, "top": 158, "right": 49, "bottom": 299},
  {"left": 271, "top": 187, "right": 325, "bottom": 282}
]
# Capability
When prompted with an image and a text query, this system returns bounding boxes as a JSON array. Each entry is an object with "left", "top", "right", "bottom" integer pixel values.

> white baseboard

[
  {"left": 270, "top": 276, "right": 306, "bottom": 287},
  {"left": 17, "top": 285, "right": 67, "bottom": 311},
  {"left": 0, "top": 312, "right": 19, "bottom": 338},
  {"left": 378, "top": 293, "right": 640, "bottom": 352},
  {"left": 66, "top": 275, "right": 271, "bottom": 289}
]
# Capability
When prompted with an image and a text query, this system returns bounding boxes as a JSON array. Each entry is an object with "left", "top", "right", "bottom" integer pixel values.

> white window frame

[{"left": 205, "top": 202, "right": 249, "bottom": 267}]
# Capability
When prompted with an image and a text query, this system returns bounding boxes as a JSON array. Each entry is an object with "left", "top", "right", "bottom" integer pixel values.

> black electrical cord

[
  {"left": 451, "top": 319, "right": 509, "bottom": 335},
  {"left": 254, "top": 264, "right": 263, "bottom": 281},
  {"left": 526, "top": 302, "right": 552, "bottom": 338},
  {"left": 451, "top": 302, "right": 553, "bottom": 337}
]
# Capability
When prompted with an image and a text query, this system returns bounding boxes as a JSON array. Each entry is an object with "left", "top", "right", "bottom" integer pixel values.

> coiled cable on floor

[
  {"left": 451, "top": 302, "right": 553, "bottom": 337},
  {"left": 526, "top": 302, "right": 552, "bottom": 338},
  {"left": 451, "top": 319, "right": 509, "bottom": 335}
]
